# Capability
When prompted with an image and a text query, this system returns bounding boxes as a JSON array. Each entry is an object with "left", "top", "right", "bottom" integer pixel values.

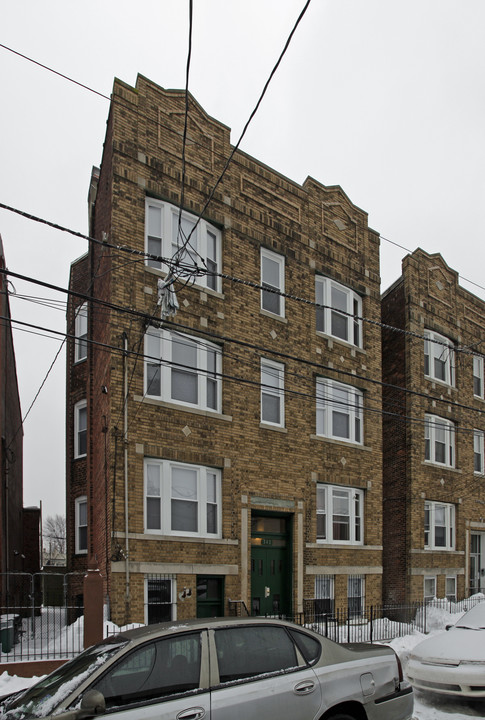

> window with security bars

[
  {"left": 314, "top": 575, "right": 335, "bottom": 617},
  {"left": 145, "top": 576, "right": 175, "bottom": 624},
  {"left": 348, "top": 575, "right": 365, "bottom": 617}
]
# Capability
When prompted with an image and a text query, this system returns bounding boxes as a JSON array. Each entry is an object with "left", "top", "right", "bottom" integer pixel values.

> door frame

[{"left": 250, "top": 510, "right": 293, "bottom": 617}]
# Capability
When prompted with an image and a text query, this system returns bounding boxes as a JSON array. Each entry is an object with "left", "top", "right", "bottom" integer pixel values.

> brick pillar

[{"left": 84, "top": 563, "right": 103, "bottom": 649}]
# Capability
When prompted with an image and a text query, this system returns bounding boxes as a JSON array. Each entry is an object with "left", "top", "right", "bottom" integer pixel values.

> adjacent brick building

[
  {"left": 66, "top": 75, "right": 384, "bottom": 625},
  {"left": 0, "top": 236, "right": 40, "bottom": 600},
  {"left": 382, "top": 248, "right": 485, "bottom": 604}
]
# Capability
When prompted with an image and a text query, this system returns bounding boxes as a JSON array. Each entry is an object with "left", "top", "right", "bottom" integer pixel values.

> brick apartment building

[
  {"left": 0, "top": 237, "right": 40, "bottom": 597},
  {"left": 382, "top": 249, "right": 485, "bottom": 604},
  {"left": 66, "top": 75, "right": 384, "bottom": 625}
]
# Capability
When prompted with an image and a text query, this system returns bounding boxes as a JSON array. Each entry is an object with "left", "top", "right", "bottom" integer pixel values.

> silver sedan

[{"left": 0, "top": 617, "right": 413, "bottom": 720}]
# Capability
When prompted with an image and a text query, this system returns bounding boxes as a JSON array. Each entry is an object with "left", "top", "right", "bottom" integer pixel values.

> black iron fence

[
  {"left": 229, "top": 595, "right": 485, "bottom": 643},
  {"left": 0, "top": 572, "right": 84, "bottom": 662}
]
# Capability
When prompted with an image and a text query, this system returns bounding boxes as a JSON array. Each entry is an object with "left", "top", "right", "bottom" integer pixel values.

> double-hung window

[
  {"left": 145, "top": 459, "right": 221, "bottom": 538},
  {"left": 424, "top": 330, "right": 454, "bottom": 386},
  {"left": 474, "top": 356, "right": 484, "bottom": 398},
  {"left": 474, "top": 430, "right": 484, "bottom": 474},
  {"left": 260, "top": 248, "right": 285, "bottom": 317},
  {"left": 317, "top": 484, "right": 363, "bottom": 544},
  {"left": 315, "top": 276, "right": 362, "bottom": 347},
  {"left": 145, "top": 198, "right": 221, "bottom": 292},
  {"left": 74, "top": 303, "right": 88, "bottom": 362},
  {"left": 75, "top": 496, "right": 87, "bottom": 554},
  {"left": 424, "top": 414, "right": 455, "bottom": 467},
  {"left": 316, "top": 379, "right": 363, "bottom": 445},
  {"left": 424, "top": 576, "right": 437, "bottom": 603},
  {"left": 74, "top": 400, "right": 87, "bottom": 458},
  {"left": 260, "top": 359, "right": 285, "bottom": 427},
  {"left": 145, "top": 329, "right": 222, "bottom": 413},
  {"left": 424, "top": 501, "right": 455, "bottom": 550}
]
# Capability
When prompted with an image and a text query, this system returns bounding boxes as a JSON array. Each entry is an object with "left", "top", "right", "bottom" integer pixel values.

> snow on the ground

[{"left": 2, "top": 607, "right": 485, "bottom": 719}]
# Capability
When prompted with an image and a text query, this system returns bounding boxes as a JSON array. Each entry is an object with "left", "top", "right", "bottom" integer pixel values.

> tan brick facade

[
  {"left": 67, "top": 75, "right": 383, "bottom": 624},
  {"left": 382, "top": 249, "right": 485, "bottom": 604}
]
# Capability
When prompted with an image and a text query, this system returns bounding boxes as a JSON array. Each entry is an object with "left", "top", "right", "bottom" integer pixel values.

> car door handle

[
  {"left": 176, "top": 707, "right": 206, "bottom": 720},
  {"left": 294, "top": 680, "right": 316, "bottom": 695}
]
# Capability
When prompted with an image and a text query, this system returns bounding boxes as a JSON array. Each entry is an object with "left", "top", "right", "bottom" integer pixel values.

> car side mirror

[
  {"left": 445, "top": 624, "right": 453, "bottom": 631},
  {"left": 79, "top": 690, "right": 106, "bottom": 717}
]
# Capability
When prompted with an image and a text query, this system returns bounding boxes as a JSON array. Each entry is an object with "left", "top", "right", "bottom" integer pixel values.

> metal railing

[{"left": 0, "top": 572, "right": 84, "bottom": 662}]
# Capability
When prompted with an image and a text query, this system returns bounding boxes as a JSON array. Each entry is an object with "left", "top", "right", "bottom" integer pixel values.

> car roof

[{"left": 117, "top": 616, "right": 307, "bottom": 643}]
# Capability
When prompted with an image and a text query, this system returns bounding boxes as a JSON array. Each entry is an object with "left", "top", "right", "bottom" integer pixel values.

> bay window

[
  {"left": 74, "top": 303, "right": 88, "bottom": 362},
  {"left": 145, "top": 198, "right": 221, "bottom": 292},
  {"left": 424, "top": 330, "right": 454, "bottom": 386},
  {"left": 424, "top": 501, "right": 455, "bottom": 550},
  {"left": 317, "top": 484, "right": 363, "bottom": 544},
  {"left": 260, "top": 359, "right": 285, "bottom": 427},
  {"left": 424, "top": 414, "right": 455, "bottom": 467},
  {"left": 316, "top": 379, "right": 363, "bottom": 445},
  {"left": 315, "top": 276, "right": 362, "bottom": 347},
  {"left": 261, "top": 248, "right": 285, "bottom": 317},
  {"left": 145, "top": 329, "right": 222, "bottom": 413},
  {"left": 145, "top": 459, "right": 221, "bottom": 538}
]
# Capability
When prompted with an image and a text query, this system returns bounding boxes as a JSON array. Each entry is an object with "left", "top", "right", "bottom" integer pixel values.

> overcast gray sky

[{"left": 1, "top": 0, "right": 484, "bottom": 520}]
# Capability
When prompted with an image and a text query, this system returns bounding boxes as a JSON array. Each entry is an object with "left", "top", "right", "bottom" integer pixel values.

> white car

[
  {"left": 407, "top": 601, "right": 485, "bottom": 698},
  {"left": 0, "top": 617, "right": 413, "bottom": 720}
]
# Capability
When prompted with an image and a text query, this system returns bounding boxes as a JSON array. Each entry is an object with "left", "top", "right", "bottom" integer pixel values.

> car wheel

[{"left": 327, "top": 714, "right": 356, "bottom": 720}]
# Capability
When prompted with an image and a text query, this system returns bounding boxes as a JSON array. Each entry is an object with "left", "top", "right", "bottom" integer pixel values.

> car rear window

[{"left": 288, "top": 629, "right": 321, "bottom": 665}]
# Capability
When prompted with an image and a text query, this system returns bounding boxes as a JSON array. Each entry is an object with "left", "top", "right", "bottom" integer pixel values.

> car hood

[{"left": 411, "top": 628, "right": 485, "bottom": 664}]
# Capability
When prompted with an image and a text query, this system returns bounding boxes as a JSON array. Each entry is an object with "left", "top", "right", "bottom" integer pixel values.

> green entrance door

[
  {"left": 251, "top": 514, "right": 291, "bottom": 616},
  {"left": 196, "top": 576, "right": 224, "bottom": 617}
]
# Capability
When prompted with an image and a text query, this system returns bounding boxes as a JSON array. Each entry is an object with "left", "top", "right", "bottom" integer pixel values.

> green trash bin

[{"left": 1, "top": 620, "right": 14, "bottom": 653}]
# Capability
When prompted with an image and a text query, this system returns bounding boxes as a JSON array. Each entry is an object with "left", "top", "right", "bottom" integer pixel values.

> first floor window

[
  {"left": 261, "top": 248, "right": 285, "bottom": 317},
  {"left": 348, "top": 575, "right": 365, "bottom": 617},
  {"left": 145, "top": 575, "right": 175, "bottom": 624},
  {"left": 474, "top": 356, "right": 484, "bottom": 398},
  {"left": 424, "top": 330, "right": 454, "bottom": 386},
  {"left": 145, "top": 198, "right": 221, "bottom": 292},
  {"left": 424, "top": 501, "right": 455, "bottom": 550},
  {"left": 424, "top": 576, "right": 436, "bottom": 603},
  {"left": 145, "top": 459, "right": 221, "bottom": 538},
  {"left": 74, "top": 302, "right": 88, "bottom": 362},
  {"left": 314, "top": 575, "right": 335, "bottom": 617},
  {"left": 317, "top": 484, "right": 363, "bottom": 544},
  {"left": 446, "top": 576, "right": 457, "bottom": 602},
  {"left": 260, "top": 359, "right": 285, "bottom": 427},
  {"left": 474, "top": 430, "right": 484, "bottom": 474},
  {"left": 75, "top": 496, "right": 87, "bottom": 555},
  {"left": 74, "top": 400, "right": 87, "bottom": 458},
  {"left": 315, "top": 276, "right": 362, "bottom": 347},
  {"left": 145, "top": 329, "right": 222, "bottom": 413},
  {"left": 424, "top": 414, "right": 455, "bottom": 467},
  {"left": 316, "top": 379, "right": 363, "bottom": 445}
]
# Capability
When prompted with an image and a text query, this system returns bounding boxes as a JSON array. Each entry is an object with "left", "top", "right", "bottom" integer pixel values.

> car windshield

[{"left": 1, "top": 636, "right": 128, "bottom": 719}]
